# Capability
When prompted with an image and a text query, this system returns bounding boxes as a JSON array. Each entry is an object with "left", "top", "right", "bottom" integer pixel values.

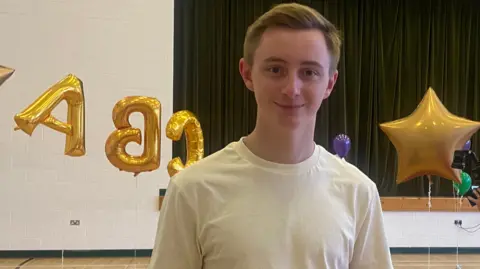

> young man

[{"left": 148, "top": 3, "right": 393, "bottom": 269}]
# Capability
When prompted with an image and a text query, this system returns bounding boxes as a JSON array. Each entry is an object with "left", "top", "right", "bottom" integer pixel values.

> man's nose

[{"left": 282, "top": 74, "right": 301, "bottom": 98}]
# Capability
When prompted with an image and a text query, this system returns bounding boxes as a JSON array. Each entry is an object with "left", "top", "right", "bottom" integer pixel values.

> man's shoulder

[
  {"left": 319, "top": 147, "right": 377, "bottom": 191},
  {"left": 317, "top": 147, "right": 381, "bottom": 217},
  {"left": 170, "top": 141, "right": 244, "bottom": 189}
]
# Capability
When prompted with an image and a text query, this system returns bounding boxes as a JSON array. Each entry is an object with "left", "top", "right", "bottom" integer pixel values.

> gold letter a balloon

[{"left": 379, "top": 87, "right": 480, "bottom": 184}]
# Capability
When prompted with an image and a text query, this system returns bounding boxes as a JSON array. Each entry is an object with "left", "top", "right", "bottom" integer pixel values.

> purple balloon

[
  {"left": 463, "top": 140, "right": 471, "bottom": 150},
  {"left": 333, "top": 134, "right": 351, "bottom": 158}
]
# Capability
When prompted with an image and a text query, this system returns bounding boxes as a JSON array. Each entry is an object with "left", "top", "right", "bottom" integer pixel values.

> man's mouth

[{"left": 275, "top": 102, "right": 305, "bottom": 109}]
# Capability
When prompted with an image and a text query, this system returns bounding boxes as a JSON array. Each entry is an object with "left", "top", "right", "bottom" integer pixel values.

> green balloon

[{"left": 453, "top": 172, "right": 472, "bottom": 196}]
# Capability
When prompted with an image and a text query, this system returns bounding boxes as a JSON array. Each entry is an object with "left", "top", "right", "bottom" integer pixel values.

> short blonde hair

[{"left": 243, "top": 3, "right": 342, "bottom": 74}]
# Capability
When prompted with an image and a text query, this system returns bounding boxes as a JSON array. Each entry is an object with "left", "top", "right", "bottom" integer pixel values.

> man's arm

[
  {"left": 148, "top": 177, "right": 202, "bottom": 269},
  {"left": 350, "top": 183, "right": 393, "bottom": 269}
]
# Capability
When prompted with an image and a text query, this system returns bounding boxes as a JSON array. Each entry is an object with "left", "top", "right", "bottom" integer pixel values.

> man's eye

[
  {"left": 268, "top": 67, "right": 282, "bottom": 73},
  {"left": 304, "top": 69, "right": 319, "bottom": 77}
]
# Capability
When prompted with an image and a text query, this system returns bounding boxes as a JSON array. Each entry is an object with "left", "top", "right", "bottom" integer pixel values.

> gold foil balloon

[
  {"left": 0, "top": 65, "right": 15, "bottom": 87},
  {"left": 105, "top": 96, "right": 161, "bottom": 176},
  {"left": 379, "top": 87, "right": 480, "bottom": 184},
  {"left": 14, "top": 74, "right": 86, "bottom": 156},
  {"left": 166, "top": 110, "right": 204, "bottom": 177}
]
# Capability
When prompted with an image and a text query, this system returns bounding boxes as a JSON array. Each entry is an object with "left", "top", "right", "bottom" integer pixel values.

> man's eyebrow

[
  {"left": 301, "top": 60, "right": 323, "bottom": 69},
  {"left": 263, "top": 57, "right": 323, "bottom": 68},
  {"left": 263, "top": 56, "right": 287, "bottom": 63}
]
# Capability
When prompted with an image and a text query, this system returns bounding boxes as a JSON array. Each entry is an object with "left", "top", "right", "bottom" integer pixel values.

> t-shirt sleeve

[
  {"left": 148, "top": 178, "right": 202, "bottom": 269},
  {"left": 350, "top": 182, "right": 394, "bottom": 269}
]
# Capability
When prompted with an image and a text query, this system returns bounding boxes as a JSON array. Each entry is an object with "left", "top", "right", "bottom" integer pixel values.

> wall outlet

[
  {"left": 454, "top": 219, "right": 462, "bottom": 226},
  {"left": 70, "top": 220, "right": 80, "bottom": 226}
]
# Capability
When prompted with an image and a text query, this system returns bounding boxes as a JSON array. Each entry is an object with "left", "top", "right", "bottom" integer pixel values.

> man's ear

[
  {"left": 239, "top": 58, "right": 254, "bottom": 91},
  {"left": 323, "top": 70, "right": 338, "bottom": 99}
]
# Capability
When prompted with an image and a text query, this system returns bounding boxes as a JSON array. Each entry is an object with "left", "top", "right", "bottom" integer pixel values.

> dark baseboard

[
  {"left": 1, "top": 248, "right": 480, "bottom": 258},
  {"left": 0, "top": 249, "right": 152, "bottom": 258}
]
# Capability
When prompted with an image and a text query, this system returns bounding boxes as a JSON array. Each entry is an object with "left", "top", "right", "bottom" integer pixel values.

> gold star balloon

[
  {"left": 0, "top": 65, "right": 15, "bottom": 87},
  {"left": 379, "top": 87, "right": 480, "bottom": 184}
]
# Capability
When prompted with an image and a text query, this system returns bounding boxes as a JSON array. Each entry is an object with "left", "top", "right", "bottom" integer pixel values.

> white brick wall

[
  {"left": 0, "top": 0, "right": 173, "bottom": 250},
  {"left": 384, "top": 211, "right": 480, "bottom": 248},
  {"left": 1, "top": 0, "right": 479, "bottom": 252}
]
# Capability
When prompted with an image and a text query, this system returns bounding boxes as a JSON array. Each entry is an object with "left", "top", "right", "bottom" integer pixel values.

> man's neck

[{"left": 243, "top": 123, "right": 316, "bottom": 164}]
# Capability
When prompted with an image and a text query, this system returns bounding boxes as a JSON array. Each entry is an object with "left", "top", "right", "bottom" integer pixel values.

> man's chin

[{"left": 277, "top": 116, "right": 303, "bottom": 129}]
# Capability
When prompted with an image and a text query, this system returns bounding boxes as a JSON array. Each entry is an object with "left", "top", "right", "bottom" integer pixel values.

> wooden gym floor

[{"left": 1, "top": 254, "right": 480, "bottom": 268}]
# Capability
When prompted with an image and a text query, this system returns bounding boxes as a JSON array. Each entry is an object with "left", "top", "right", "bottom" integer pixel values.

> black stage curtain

[{"left": 172, "top": 0, "right": 480, "bottom": 197}]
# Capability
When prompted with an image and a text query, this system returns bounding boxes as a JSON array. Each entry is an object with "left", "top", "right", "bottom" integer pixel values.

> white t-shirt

[{"left": 148, "top": 138, "right": 393, "bottom": 269}]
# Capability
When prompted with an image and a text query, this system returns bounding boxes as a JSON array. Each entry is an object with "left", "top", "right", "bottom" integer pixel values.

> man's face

[{"left": 240, "top": 28, "right": 338, "bottom": 130}]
